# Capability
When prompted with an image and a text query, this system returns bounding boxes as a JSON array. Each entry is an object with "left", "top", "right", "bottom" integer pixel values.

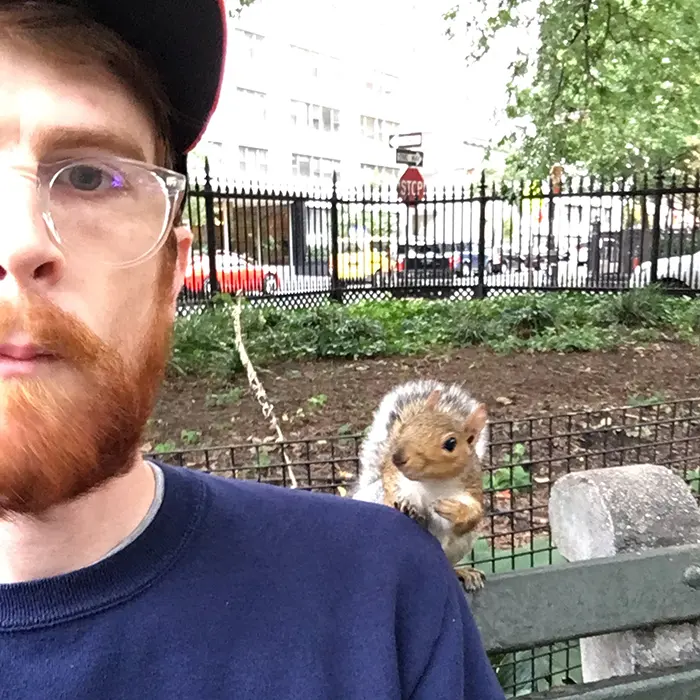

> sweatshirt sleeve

[{"left": 409, "top": 574, "right": 506, "bottom": 700}]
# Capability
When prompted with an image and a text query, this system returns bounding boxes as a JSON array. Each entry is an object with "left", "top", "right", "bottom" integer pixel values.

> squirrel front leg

[
  {"left": 433, "top": 494, "right": 483, "bottom": 536},
  {"left": 434, "top": 493, "right": 486, "bottom": 592},
  {"left": 381, "top": 459, "right": 428, "bottom": 529}
]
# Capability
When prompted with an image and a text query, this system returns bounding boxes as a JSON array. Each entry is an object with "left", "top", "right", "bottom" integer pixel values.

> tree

[
  {"left": 445, "top": 0, "right": 700, "bottom": 178},
  {"left": 229, "top": 0, "right": 256, "bottom": 14}
]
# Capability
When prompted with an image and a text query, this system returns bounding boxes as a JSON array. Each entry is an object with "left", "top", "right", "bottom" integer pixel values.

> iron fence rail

[
  {"left": 149, "top": 397, "right": 700, "bottom": 568},
  {"left": 177, "top": 163, "right": 700, "bottom": 311}
]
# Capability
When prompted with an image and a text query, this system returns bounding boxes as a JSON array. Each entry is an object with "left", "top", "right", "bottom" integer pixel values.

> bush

[
  {"left": 308, "top": 305, "right": 388, "bottom": 358},
  {"left": 169, "top": 288, "right": 700, "bottom": 378},
  {"left": 596, "top": 284, "right": 673, "bottom": 328},
  {"left": 170, "top": 303, "right": 242, "bottom": 377}
]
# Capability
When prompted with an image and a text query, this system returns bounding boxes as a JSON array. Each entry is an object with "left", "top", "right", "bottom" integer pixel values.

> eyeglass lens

[{"left": 47, "top": 159, "right": 171, "bottom": 266}]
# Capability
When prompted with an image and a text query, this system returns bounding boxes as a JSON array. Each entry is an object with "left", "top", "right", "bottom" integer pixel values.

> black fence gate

[{"left": 177, "top": 162, "right": 700, "bottom": 311}]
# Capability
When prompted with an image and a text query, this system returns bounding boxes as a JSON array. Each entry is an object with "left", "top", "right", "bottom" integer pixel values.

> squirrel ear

[
  {"left": 425, "top": 389, "right": 441, "bottom": 410},
  {"left": 464, "top": 403, "right": 488, "bottom": 445}
]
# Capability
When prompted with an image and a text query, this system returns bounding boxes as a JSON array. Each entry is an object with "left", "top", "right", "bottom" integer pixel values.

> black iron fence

[
  {"left": 149, "top": 396, "right": 700, "bottom": 696},
  {"left": 177, "top": 163, "right": 700, "bottom": 311}
]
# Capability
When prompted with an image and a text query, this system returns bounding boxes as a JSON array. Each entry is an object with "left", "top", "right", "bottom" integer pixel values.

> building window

[
  {"left": 205, "top": 141, "right": 225, "bottom": 175},
  {"left": 290, "top": 45, "right": 320, "bottom": 78},
  {"left": 239, "top": 146, "right": 268, "bottom": 175},
  {"left": 591, "top": 205, "right": 614, "bottom": 231},
  {"left": 289, "top": 45, "right": 340, "bottom": 82},
  {"left": 233, "top": 29, "right": 264, "bottom": 64},
  {"left": 365, "top": 71, "right": 399, "bottom": 98},
  {"left": 292, "top": 153, "right": 340, "bottom": 182},
  {"left": 191, "top": 141, "right": 225, "bottom": 180},
  {"left": 565, "top": 204, "right": 584, "bottom": 224},
  {"left": 360, "top": 163, "right": 400, "bottom": 184},
  {"left": 360, "top": 116, "right": 399, "bottom": 143},
  {"left": 291, "top": 100, "right": 340, "bottom": 132},
  {"left": 236, "top": 87, "right": 267, "bottom": 122}
]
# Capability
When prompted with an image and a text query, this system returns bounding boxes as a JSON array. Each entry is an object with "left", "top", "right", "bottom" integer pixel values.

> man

[{"left": 0, "top": 1, "right": 506, "bottom": 698}]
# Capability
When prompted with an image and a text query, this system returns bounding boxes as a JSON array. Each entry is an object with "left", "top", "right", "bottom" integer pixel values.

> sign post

[{"left": 398, "top": 166, "right": 426, "bottom": 205}]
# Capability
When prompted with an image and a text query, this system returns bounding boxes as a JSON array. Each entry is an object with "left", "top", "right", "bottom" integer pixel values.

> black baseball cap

[{"left": 70, "top": 0, "right": 228, "bottom": 173}]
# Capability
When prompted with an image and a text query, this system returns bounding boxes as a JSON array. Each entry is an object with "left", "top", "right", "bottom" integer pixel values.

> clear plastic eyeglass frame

[{"left": 32, "top": 154, "right": 189, "bottom": 269}]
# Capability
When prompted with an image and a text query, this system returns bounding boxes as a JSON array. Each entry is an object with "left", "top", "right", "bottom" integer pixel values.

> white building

[
  {"left": 180, "top": 0, "right": 527, "bottom": 286},
  {"left": 187, "top": 0, "right": 508, "bottom": 190},
  {"left": 188, "top": 0, "right": 404, "bottom": 189}
]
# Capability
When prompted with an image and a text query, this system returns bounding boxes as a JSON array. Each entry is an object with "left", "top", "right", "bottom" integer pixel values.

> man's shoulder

[
  {"left": 161, "top": 462, "right": 452, "bottom": 580},
  {"left": 149, "top": 464, "right": 504, "bottom": 699}
]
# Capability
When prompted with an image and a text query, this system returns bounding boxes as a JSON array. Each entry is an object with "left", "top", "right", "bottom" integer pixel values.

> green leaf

[{"left": 448, "top": 0, "right": 700, "bottom": 176}]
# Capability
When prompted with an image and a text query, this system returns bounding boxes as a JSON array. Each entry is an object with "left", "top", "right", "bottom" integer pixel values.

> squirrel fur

[{"left": 353, "top": 379, "right": 489, "bottom": 592}]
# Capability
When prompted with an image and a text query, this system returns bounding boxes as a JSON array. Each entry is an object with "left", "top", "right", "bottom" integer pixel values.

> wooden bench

[{"left": 470, "top": 541, "right": 700, "bottom": 698}]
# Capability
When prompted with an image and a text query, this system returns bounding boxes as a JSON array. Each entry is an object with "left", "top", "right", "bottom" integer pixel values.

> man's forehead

[
  {"left": 0, "top": 123, "right": 148, "bottom": 163},
  {"left": 0, "top": 59, "right": 155, "bottom": 163}
]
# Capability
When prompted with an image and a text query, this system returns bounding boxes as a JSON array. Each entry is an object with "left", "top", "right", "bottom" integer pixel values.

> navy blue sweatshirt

[{"left": 0, "top": 463, "right": 505, "bottom": 699}]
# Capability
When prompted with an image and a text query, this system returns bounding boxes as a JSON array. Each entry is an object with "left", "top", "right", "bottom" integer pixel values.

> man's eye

[
  {"left": 56, "top": 165, "right": 125, "bottom": 192},
  {"left": 68, "top": 165, "right": 107, "bottom": 191}
]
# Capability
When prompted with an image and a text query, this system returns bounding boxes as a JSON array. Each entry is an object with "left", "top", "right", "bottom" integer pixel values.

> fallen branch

[{"left": 231, "top": 292, "right": 298, "bottom": 489}]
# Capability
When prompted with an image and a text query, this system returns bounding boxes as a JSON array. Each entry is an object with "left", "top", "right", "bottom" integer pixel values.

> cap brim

[{"left": 84, "top": 0, "right": 227, "bottom": 158}]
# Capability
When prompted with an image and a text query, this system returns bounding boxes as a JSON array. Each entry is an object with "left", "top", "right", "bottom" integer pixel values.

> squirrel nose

[{"left": 392, "top": 448, "right": 407, "bottom": 467}]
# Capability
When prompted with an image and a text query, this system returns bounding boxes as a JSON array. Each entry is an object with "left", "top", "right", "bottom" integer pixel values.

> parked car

[
  {"left": 630, "top": 250, "right": 700, "bottom": 289},
  {"left": 184, "top": 251, "right": 280, "bottom": 296},
  {"left": 394, "top": 243, "right": 452, "bottom": 281},
  {"left": 332, "top": 234, "right": 393, "bottom": 285},
  {"left": 449, "top": 243, "right": 501, "bottom": 276}
]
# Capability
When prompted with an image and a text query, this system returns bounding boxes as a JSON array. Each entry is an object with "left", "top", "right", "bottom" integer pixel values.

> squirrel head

[{"left": 389, "top": 389, "right": 487, "bottom": 481}]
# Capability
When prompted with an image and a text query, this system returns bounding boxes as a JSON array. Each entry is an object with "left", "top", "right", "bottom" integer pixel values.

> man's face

[{"left": 0, "top": 43, "right": 191, "bottom": 516}]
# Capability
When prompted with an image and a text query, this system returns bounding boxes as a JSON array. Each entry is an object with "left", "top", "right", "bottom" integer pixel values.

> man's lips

[
  {"left": 0, "top": 344, "right": 57, "bottom": 378},
  {"left": 0, "top": 344, "right": 53, "bottom": 361}
]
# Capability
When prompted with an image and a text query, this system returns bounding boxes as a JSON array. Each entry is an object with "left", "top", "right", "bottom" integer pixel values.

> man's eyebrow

[{"left": 32, "top": 128, "right": 148, "bottom": 162}]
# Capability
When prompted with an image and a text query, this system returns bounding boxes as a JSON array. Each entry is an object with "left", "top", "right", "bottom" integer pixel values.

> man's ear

[{"left": 168, "top": 224, "right": 193, "bottom": 308}]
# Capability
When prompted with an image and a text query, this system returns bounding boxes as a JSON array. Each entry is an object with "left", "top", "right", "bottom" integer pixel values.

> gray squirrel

[{"left": 353, "top": 379, "right": 489, "bottom": 591}]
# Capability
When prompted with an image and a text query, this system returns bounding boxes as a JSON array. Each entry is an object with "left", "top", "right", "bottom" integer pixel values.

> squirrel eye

[{"left": 443, "top": 437, "right": 457, "bottom": 452}]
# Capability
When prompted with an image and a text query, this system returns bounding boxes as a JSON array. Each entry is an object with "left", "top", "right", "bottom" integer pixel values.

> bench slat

[
  {"left": 469, "top": 543, "right": 700, "bottom": 654},
  {"left": 528, "top": 663, "right": 700, "bottom": 699}
]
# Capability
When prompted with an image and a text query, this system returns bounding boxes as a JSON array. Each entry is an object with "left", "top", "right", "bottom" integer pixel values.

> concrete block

[{"left": 549, "top": 464, "right": 700, "bottom": 683}]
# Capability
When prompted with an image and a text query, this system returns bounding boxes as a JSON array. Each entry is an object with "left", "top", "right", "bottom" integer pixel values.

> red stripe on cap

[{"left": 185, "top": 0, "right": 228, "bottom": 153}]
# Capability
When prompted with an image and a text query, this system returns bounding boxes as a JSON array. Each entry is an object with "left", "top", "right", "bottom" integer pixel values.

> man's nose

[{"left": 0, "top": 176, "right": 66, "bottom": 293}]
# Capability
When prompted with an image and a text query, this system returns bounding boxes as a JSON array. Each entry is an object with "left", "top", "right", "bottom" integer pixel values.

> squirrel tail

[{"left": 355, "top": 386, "right": 401, "bottom": 492}]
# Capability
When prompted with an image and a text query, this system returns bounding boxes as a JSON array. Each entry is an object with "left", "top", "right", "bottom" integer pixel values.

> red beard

[{"left": 0, "top": 289, "right": 171, "bottom": 517}]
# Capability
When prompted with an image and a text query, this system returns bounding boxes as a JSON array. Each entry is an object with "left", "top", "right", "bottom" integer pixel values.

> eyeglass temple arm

[{"left": 174, "top": 152, "right": 189, "bottom": 225}]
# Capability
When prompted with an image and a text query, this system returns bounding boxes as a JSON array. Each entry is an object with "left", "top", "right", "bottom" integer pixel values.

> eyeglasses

[{"left": 25, "top": 154, "right": 188, "bottom": 268}]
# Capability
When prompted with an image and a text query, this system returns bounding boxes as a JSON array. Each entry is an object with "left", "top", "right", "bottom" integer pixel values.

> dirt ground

[
  {"left": 143, "top": 341, "right": 700, "bottom": 553},
  {"left": 145, "top": 341, "right": 700, "bottom": 449}
]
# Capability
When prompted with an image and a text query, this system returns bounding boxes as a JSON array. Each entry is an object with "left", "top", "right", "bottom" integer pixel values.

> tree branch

[
  {"left": 583, "top": 0, "right": 591, "bottom": 80},
  {"left": 547, "top": 67, "right": 567, "bottom": 119}
]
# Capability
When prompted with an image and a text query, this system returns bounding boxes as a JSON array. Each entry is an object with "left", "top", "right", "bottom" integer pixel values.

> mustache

[{"left": 0, "top": 294, "right": 107, "bottom": 366}]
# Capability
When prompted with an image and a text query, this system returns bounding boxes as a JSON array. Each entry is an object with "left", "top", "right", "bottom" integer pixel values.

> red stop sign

[{"left": 398, "top": 167, "right": 426, "bottom": 205}]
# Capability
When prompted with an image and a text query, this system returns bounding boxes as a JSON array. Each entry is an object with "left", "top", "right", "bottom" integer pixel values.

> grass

[{"left": 168, "top": 286, "right": 700, "bottom": 379}]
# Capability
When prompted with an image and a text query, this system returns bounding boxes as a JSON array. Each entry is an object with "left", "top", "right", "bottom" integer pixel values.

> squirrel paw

[
  {"left": 434, "top": 498, "right": 467, "bottom": 523},
  {"left": 434, "top": 497, "right": 483, "bottom": 534},
  {"left": 393, "top": 499, "right": 428, "bottom": 529},
  {"left": 454, "top": 566, "right": 486, "bottom": 593}
]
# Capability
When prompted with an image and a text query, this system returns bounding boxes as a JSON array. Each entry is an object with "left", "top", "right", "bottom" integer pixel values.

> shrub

[
  {"left": 170, "top": 303, "right": 241, "bottom": 377},
  {"left": 596, "top": 284, "right": 673, "bottom": 328},
  {"left": 169, "top": 288, "right": 700, "bottom": 378}
]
